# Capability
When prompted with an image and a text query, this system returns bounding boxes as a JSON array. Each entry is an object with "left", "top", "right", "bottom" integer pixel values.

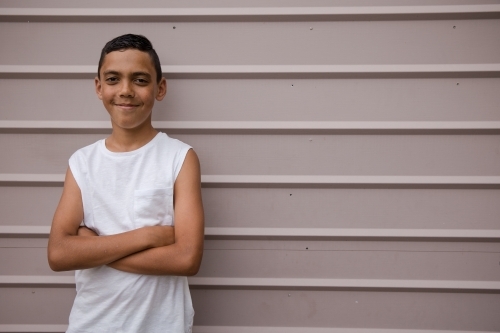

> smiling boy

[{"left": 48, "top": 34, "right": 204, "bottom": 333}]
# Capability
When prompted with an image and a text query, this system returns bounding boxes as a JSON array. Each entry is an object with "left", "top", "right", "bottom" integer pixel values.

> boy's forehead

[{"left": 101, "top": 49, "right": 155, "bottom": 73}]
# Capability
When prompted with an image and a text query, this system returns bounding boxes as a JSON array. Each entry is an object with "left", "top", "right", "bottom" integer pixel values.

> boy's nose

[{"left": 119, "top": 81, "right": 134, "bottom": 97}]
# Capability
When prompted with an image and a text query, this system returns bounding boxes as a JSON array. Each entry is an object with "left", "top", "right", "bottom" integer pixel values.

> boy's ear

[
  {"left": 95, "top": 77, "right": 103, "bottom": 100},
  {"left": 156, "top": 77, "right": 167, "bottom": 101}
]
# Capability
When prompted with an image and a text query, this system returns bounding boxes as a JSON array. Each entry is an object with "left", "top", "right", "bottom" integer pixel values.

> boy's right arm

[{"left": 47, "top": 167, "right": 174, "bottom": 271}]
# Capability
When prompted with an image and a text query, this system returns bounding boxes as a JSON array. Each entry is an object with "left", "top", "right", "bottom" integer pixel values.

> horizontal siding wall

[
  {"left": 1, "top": 77, "right": 500, "bottom": 122},
  {"left": 1, "top": 1, "right": 500, "bottom": 332}
]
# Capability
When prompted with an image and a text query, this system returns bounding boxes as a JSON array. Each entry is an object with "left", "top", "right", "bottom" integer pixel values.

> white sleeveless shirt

[{"left": 67, "top": 132, "right": 194, "bottom": 333}]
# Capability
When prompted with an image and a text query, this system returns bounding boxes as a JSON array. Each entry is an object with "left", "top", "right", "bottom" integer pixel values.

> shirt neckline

[{"left": 99, "top": 132, "right": 163, "bottom": 157}]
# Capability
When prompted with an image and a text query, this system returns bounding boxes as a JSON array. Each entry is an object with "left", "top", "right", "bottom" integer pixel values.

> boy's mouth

[{"left": 114, "top": 103, "right": 139, "bottom": 110}]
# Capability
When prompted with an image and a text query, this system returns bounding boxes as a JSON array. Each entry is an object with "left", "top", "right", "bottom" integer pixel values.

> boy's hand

[{"left": 147, "top": 226, "right": 175, "bottom": 247}]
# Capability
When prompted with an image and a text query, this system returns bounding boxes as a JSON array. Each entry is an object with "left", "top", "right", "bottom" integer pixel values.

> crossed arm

[{"left": 47, "top": 149, "right": 204, "bottom": 276}]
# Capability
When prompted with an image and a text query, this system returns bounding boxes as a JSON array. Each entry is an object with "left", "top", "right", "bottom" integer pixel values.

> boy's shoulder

[
  {"left": 156, "top": 132, "right": 192, "bottom": 152},
  {"left": 69, "top": 139, "right": 103, "bottom": 163}
]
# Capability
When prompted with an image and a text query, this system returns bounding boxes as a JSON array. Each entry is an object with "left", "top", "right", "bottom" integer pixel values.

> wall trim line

[
  {"left": 1, "top": 5, "right": 499, "bottom": 22},
  {"left": 1, "top": 64, "right": 499, "bottom": 79},
  {"left": 1, "top": 275, "right": 499, "bottom": 292},
  {"left": 1, "top": 120, "right": 499, "bottom": 135},
  {"left": 1, "top": 226, "right": 499, "bottom": 241},
  {"left": 0, "top": 325, "right": 493, "bottom": 333},
  {"left": 1, "top": 174, "right": 500, "bottom": 189}
]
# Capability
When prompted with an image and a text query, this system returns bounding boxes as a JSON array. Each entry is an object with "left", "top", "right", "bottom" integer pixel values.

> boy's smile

[{"left": 95, "top": 49, "right": 166, "bottom": 132}]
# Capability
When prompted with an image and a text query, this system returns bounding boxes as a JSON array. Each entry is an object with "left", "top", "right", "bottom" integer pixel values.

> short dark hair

[{"left": 97, "top": 34, "right": 162, "bottom": 83}]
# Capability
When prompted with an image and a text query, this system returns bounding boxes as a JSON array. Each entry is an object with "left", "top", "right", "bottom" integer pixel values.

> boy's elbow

[
  {"left": 48, "top": 252, "right": 62, "bottom": 272},
  {"left": 47, "top": 246, "right": 68, "bottom": 272},
  {"left": 182, "top": 251, "right": 203, "bottom": 276},
  {"left": 49, "top": 262, "right": 65, "bottom": 272},
  {"left": 48, "top": 254, "right": 62, "bottom": 272},
  {"left": 185, "top": 262, "right": 201, "bottom": 276}
]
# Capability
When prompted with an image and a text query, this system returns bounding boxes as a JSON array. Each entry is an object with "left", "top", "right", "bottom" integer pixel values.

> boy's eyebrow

[
  {"left": 103, "top": 70, "right": 121, "bottom": 76},
  {"left": 103, "top": 70, "right": 152, "bottom": 79},
  {"left": 131, "top": 72, "right": 152, "bottom": 78}
]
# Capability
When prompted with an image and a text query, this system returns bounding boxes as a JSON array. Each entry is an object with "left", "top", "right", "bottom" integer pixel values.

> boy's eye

[
  {"left": 105, "top": 77, "right": 119, "bottom": 83},
  {"left": 135, "top": 78, "right": 149, "bottom": 84}
]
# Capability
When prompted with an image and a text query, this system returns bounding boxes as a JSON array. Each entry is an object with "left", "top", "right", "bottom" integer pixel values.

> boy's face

[{"left": 95, "top": 49, "right": 166, "bottom": 131}]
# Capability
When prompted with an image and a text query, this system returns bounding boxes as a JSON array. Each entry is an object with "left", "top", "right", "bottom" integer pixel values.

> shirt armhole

[
  {"left": 68, "top": 154, "right": 84, "bottom": 192},
  {"left": 173, "top": 146, "right": 193, "bottom": 181},
  {"left": 68, "top": 153, "right": 90, "bottom": 227}
]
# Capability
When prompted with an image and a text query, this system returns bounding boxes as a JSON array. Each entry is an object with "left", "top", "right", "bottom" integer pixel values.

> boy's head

[
  {"left": 95, "top": 34, "right": 167, "bottom": 131},
  {"left": 98, "top": 34, "right": 162, "bottom": 83}
]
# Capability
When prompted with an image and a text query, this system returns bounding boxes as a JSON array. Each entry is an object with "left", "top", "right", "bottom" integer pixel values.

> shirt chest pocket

[{"left": 133, "top": 188, "right": 173, "bottom": 227}]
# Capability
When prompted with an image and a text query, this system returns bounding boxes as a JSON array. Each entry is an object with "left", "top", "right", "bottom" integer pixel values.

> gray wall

[{"left": 1, "top": 1, "right": 500, "bottom": 332}]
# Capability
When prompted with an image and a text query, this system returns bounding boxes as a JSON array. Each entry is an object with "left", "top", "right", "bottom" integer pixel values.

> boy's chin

[
  {"left": 108, "top": 112, "right": 153, "bottom": 130},
  {"left": 111, "top": 119, "right": 151, "bottom": 131}
]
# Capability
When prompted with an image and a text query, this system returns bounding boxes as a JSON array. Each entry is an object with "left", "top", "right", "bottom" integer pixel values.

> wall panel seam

[
  {"left": 1, "top": 226, "right": 499, "bottom": 241},
  {"left": 1, "top": 275, "right": 499, "bottom": 292},
  {"left": 1, "top": 121, "right": 500, "bottom": 135},
  {"left": 1, "top": 174, "right": 499, "bottom": 189},
  {"left": 0, "top": 325, "right": 494, "bottom": 333},
  {"left": 1, "top": 64, "right": 499, "bottom": 79},
  {"left": 1, "top": 5, "right": 500, "bottom": 22}
]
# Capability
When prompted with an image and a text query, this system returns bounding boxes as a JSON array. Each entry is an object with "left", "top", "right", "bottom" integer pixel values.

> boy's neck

[{"left": 105, "top": 125, "right": 159, "bottom": 153}]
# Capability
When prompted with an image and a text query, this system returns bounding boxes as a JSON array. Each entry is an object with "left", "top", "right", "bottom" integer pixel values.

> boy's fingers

[{"left": 160, "top": 226, "right": 175, "bottom": 246}]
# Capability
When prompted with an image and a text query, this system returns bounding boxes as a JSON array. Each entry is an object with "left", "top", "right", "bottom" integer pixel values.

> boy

[{"left": 48, "top": 34, "right": 204, "bottom": 333}]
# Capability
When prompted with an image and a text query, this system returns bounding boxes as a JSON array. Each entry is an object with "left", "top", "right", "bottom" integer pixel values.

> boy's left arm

[{"left": 106, "top": 149, "right": 204, "bottom": 276}]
